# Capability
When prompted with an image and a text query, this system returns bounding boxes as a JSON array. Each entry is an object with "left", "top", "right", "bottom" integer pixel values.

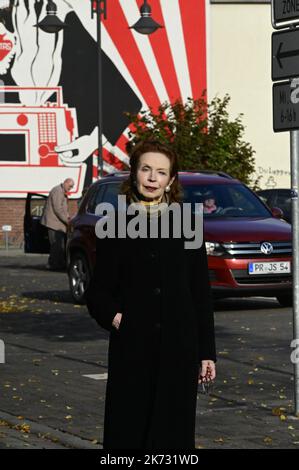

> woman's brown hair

[{"left": 120, "top": 140, "right": 183, "bottom": 203}]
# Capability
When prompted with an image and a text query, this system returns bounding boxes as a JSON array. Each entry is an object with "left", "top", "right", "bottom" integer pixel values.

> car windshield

[{"left": 183, "top": 183, "right": 271, "bottom": 218}]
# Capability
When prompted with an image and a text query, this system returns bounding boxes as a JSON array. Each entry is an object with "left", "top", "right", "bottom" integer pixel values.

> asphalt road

[{"left": 0, "top": 250, "right": 299, "bottom": 449}]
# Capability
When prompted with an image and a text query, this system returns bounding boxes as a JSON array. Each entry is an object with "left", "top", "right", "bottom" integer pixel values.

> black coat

[{"left": 85, "top": 211, "right": 216, "bottom": 450}]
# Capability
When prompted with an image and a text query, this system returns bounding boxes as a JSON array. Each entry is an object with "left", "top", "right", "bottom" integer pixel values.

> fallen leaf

[
  {"left": 214, "top": 437, "right": 224, "bottom": 443},
  {"left": 14, "top": 423, "right": 30, "bottom": 434},
  {"left": 272, "top": 407, "right": 285, "bottom": 416},
  {"left": 263, "top": 437, "right": 273, "bottom": 444}
]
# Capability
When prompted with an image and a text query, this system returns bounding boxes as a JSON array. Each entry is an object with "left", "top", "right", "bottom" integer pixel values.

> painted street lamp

[
  {"left": 91, "top": 0, "right": 107, "bottom": 178},
  {"left": 130, "top": 0, "right": 163, "bottom": 35},
  {"left": 35, "top": 0, "right": 67, "bottom": 34},
  {"left": 36, "top": 0, "right": 163, "bottom": 179}
]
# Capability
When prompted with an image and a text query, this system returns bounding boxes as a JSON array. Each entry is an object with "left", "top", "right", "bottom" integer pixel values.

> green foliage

[{"left": 126, "top": 93, "right": 257, "bottom": 187}]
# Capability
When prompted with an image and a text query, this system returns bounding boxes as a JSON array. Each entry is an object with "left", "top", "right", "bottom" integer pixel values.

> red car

[
  {"left": 62, "top": 171, "right": 292, "bottom": 306},
  {"left": 24, "top": 171, "right": 292, "bottom": 306}
]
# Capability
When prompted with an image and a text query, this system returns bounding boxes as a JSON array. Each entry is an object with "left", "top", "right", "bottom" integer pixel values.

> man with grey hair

[{"left": 41, "top": 178, "right": 74, "bottom": 270}]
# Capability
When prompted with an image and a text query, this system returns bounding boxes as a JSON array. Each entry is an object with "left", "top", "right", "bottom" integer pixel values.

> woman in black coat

[{"left": 85, "top": 140, "right": 216, "bottom": 450}]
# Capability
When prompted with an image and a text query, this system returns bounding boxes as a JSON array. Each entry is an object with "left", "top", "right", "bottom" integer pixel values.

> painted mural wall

[{"left": 0, "top": 0, "right": 207, "bottom": 199}]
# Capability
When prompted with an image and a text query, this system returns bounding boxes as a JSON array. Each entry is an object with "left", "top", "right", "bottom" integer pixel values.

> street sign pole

[
  {"left": 272, "top": 0, "right": 299, "bottom": 418},
  {"left": 290, "top": 128, "right": 299, "bottom": 416}
]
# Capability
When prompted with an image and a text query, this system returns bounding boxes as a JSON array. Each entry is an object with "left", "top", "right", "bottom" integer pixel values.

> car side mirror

[{"left": 271, "top": 207, "right": 284, "bottom": 218}]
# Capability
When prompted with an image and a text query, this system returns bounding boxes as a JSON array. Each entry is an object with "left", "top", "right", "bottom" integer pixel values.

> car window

[
  {"left": 183, "top": 184, "right": 271, "bottom": 217},
  {"left": 257, "top": 190, "right": 273, "bottom": 198},
  {"left": 257, "top": 195, "right": 268, "bottom": 204},
  {"left": 86, "top": 185, "right": 105, "bottom": 214},
  {"left": 226, "top": 186, "right": 258, "bottom": 212},
  {"left": 102, "top": 182, "right": 123, "bottom": 208},
  {"left": 30, "top": 195, "right": 47, "bottom": 218},
  {"left": 274, "top": 193, "right": 292, "bottom": 217},
  {"left": 275, "top": 194, "right": 291, "bottom": 206}
]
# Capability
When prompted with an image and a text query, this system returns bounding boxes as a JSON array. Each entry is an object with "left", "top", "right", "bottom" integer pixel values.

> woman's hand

[
  {"left": 198, "top": 360, "right": 216, "bottom": 383},
  {"left": 112, "top": 312, "right": 123, "bottom": 330}
]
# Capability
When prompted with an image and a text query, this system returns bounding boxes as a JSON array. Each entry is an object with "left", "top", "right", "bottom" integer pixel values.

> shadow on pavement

[
  {"left": 214, "top": 297, "right": 281, "bottom": 312},
  {"left": 0, "top": 311, "right": 108, "bottom": 343},
  {"left": 1, "top": 263, "right": 66, "bottom": 273},
  {"left": 22, "top": 290, "right": 74, "bottom": 304}
]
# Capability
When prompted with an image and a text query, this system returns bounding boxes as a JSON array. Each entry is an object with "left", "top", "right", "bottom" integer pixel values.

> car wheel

[
  {"left": 276, "top": 294, "right": 292, "bottom": 308},
  {"left": 68, "top": 253, "right": 90, "bottom": 304}
]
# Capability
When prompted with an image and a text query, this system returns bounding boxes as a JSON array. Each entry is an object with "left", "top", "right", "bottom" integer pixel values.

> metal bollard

[
  {"left": 0, "top": 340, "right": 4, "bottom": 364},
  {"left": 0, "top": 78, "right": 4, "bottom": 104},
  {"left": 2, "top": 225, "right": 12, "bottom": 251}
]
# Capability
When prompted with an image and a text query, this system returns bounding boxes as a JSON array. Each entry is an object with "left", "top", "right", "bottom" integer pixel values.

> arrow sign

[
  {"left": 276, "top": 42, "right": 299, "bottom": 68},
  {"left": 272, "top": 29, "right": 299, "bottom": 80}
]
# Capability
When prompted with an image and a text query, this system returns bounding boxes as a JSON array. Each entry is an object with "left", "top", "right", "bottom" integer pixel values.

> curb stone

[{"left": 0, "top": 409, "right": 102, "bottom": 450}]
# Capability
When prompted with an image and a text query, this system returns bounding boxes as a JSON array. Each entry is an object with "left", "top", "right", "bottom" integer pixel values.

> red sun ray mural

[{"left": 0, "top": 0, "right": 207, "bottom": 195}]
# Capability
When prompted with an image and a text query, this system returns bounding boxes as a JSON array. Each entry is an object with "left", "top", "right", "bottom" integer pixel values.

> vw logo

[{"left": 260, "top": 242, "right": 273, "bottom": 255}]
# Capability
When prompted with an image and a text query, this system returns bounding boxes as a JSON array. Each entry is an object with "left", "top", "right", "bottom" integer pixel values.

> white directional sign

[{"left": 272, "top": 29, "right": 299, "bottom": 80}]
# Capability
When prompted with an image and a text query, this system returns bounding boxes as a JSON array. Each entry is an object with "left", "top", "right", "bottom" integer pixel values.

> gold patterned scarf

[{"left": 129, "top": 189, "right": 170, "bottom": 218}]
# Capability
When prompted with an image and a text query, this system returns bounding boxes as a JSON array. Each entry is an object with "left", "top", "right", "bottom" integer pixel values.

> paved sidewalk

[
  {"left": 0, "top": 410, "right": 101, "bottom": 449},
  {"left": 0, "top": 249, "right": 43, "bottom": 257},
  {"left": 1, "top": 253, "right": 299, "bottom": 449}
]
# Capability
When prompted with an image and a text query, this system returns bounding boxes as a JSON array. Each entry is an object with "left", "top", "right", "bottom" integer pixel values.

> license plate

[{"left": 248, "top": 261, "right": 291, "bottom": 275}]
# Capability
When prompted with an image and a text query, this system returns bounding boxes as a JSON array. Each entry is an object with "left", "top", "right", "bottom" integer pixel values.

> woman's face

[
  {"left": 204, "top": 198, "right": 215, "bottom": 208},
  {"left": 136, "top": 152, "right": 175, "bottom": 201}
]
